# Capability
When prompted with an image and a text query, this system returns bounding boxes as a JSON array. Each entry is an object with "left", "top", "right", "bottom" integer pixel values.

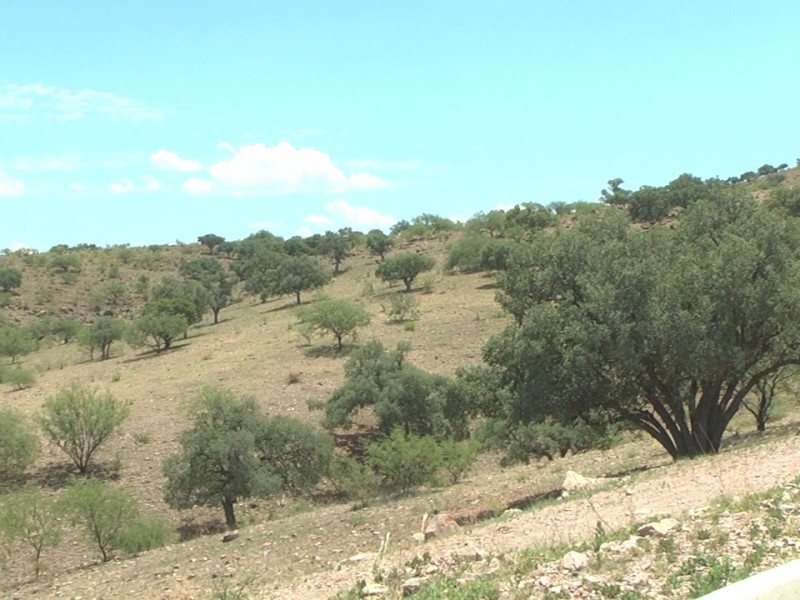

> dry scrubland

[{"left": 1, "top": 231, "right": 800, "bottom": 599}]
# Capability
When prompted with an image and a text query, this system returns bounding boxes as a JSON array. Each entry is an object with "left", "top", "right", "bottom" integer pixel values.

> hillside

[{"left": 3, "top": 170, "right": 800, "bottom": 598}]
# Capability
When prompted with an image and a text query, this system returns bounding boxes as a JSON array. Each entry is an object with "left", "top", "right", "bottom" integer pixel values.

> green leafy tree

[
  {"left": 294, "top": 299, "right": 371, "bottom": 351},
  {"left": 163, "top": 388, "right": 281, "bottom": 529},
  {"left": 90, "top": 281, "right": 129, "bottom": 315},
  {"left": 318, "top": 230, "right": 352, "bottom": 275},
  {"left": 78, "top": 316, "right": 125, "bottom": 360},
  {"left": 0, "top": 484, "right": 63, "bottom": 577},
  {"left": 150, "top": 277, "right": 210, "bottom": 327},
  {"left": 51, "top": 317, "right": 81, "bottom": 344},
  {"left": 127, "top": 311, "right": 187, "bottom": 353},
  {"left": 49, "top": 254, "right": 81, "bottom": 273},
  {"left": 179, "top": 257, "right": 236, "bottom": 323},
  {"left": 62, "top": 479, "right": 138, "bottom": 562},
  {"left": 0, "top": 408, "right": 39, "bottom": 478},
  {"left": 0, "top": 267, "right": 22, "bottom": 292},
  {"left": 465, "top": 210, "right": 507, "bottom": 238},
  {"left": 255, "top": 255, "right": 331, "bottom": 305},
  {"left": 375, "top": 252, "right": 436, "bottom": 292},
  {"left": 39, "top": 384, "right": 129, "bottom": 474},
  {"left": 198, "top": 233, "right": 226, "bottom": 254},
  {"left": 485, "top": 195, "right": 800, "bottom": 459},
  {"left": 324, "top": 340, "right": 468, "bottom": 438},
  {"left": 743, "top": 367, "right": 799, "bottom": 432},
  {"left": 0, "top": 325, "right": 36, "bottom": 364},
  {"left": 445, "top": 235, "right": 490, "bottom": 273},
  {"left": 365, "top": 229, "right": 393, "bottom": 261},
  {"left": 254, "top": 415, "right": 334, "bottom": 496}
]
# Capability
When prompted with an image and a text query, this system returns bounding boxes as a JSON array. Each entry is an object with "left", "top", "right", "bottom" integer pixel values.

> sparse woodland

[{"left": 1, "top": 163, "right": 800, "bottom": 598}]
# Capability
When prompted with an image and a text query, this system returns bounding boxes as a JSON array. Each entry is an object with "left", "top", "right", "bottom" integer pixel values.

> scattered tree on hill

[
  {"left": 365, "top": 229, "right": 393, "bottom": 261},
  {"left": 465, "top": 209, "right": 507, "bottom": 238},
  {"left": 250, "top": 254, "right": 331, "bottom": 305},
  {"left": 0, "top": 484, "right": 63, "bottom": 577},
  {"left": 0, "top": 325, "right": 36, "bottom": 364},
  {"left": 294, "top": 299, "right": 371, "bottom": 351},
  {"left": 163, "top": 387, "right": 332, "bottom": 529},
  {"left": 79, "top": 316, "right": 125, "bottom": 360},
  {"left": 376, "top": 252, "right": 435, "bottom": 291},
  {"left": 198, "top": 233, "right": 226, "bottom": 255},
  {"left": 62, "top": 479, "right": 138, "bottom": 562},
  {"left": 127, "top": 311, "right": 187, "bottom": 353},
  {"left": 150, "top": 277, "right": 210, "bottom": 328},
  {"left": 0, "top": 267, "right": 22, "bottom": 292},
  {"left": 324, "top": 340, "right": 470, "bottom": 439},
  {"left": 0, "top": 408, "right": 39, "bottom": 478},
  {"left": 90, "top": 281, "right": 129, "bottom": 315},
  {"left": 484, "top": 195, "right": 800, "bottom": 460},
  {"left": 51, "top": 317, "right": 81, "bottom": 344},
  {"left": 743, "top": 367, "right": 799, "bottom": 432},
  {"left": 39, "top": 384, "right": 129, "bottom": 474},
  {"left": 179, "top": 257, "right": 236, "bottom": 323},
  {"left": 49, "top": 254, "right": 81, "bottom": 273},
  {"left": 318, "top": 230, "right": 352, "bottom": 275}
]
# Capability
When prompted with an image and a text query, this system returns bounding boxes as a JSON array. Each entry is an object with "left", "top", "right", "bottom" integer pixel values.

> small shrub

[
  {"left": 287, "top": 371, "right": 302, "bottom": 385},
  {"left": 328, "top": 456, "right": 378, "bottom": 506},
  {"left": 420, "top": 275, "right": 435, "bottom": 294},
  {"left": 367, "top": 429, "right": 441, "bottom": 494},
  {"left": 113, "top": 514, "right": 174, "bottom": 554},
  {"left": 403, "top": 320, "right": 416, "bottom": 332},
  {"left": 111, "top": 371, "right": 122, "bottom": 382},
  {"left": 0, "top": 408, "right": 40, "bottom": 477},
  {"left": 438, "top": 438, "right": 478, "bottom": 484},
  {"left": 382, "top": 292, "right": 419, "bottom": 323},
  {"left": 4, "top": 367, "right": 36, "bottom": 390}
]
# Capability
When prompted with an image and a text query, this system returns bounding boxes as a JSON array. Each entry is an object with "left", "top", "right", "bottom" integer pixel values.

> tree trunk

[
  {"left": 295, "top": 291, "right": 302, "bottom": 305},
  {"left": 222, "top": 497, "right": 237, "bottom": 530},
  {"left": 212, "top": 306, "right": 220, "bottom": 324}
]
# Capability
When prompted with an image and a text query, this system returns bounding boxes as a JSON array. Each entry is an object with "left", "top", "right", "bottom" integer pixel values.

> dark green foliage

[
  {"left": 487, "top": 194, "right": 800, "bottom": 459},
  {"left": 318, "top": 230, "right": 353, "bottom": 274},
  {"left": 258, "top": 254, "right": 331, "bottom": 304},
  {"left": 445, "top": 235, "right": 489, "bottom": 273},
  {"left": 128, "top": 311, "right": 187, "bottom": 352},
  {"left": 163, "top": 387, "right": 332, "bottom": 529},
  {"left": 283, "top": 236, "right": 312, "bottom": 256},
  {"left": 112, "top": 514, "right": 174, "bottom": 555},
  {"left": 150, "top": 277, "right": 210, "bottom": 326},
  {"left": 39, "top": 384, "right": 129, "bottom": 474},
  {"left": 766, "top": 186, "right": 800, "bottom": 216},
  {"left": 51, "top": 318, "right": 81, "bottom": 344},
  {"left": 4, "top": 366, "right": 35, "bottom": 390},
  {"left": 0, "top": 267, "right": 22, "bottom": 292},
  {"left": 91, "top": 281, "right": 129, "bottom": 315},
  {"left": 503, "top": 202, "right": 556, "bottom": 240},
  {"left": 79, "top": 316, "right": 125, "bottom": 360},
  {"left": 294, "top": 299, "right": 371, "bottom": 350},
  {"left": 375, "top": 252, "right": 436, "bottom": 291},
  {"left": 0, "top": 484, "right": 62, "bottom": 577},
  {"left": 391, "top": 214, "right": 459, "bottom": 238},
  {"left": 0, "top": 408, "right": 39, "bottom": 478},
  {"left": 437, "top": 438, "right": 478, "bottom": 483},
  {"left": 626, "top": 173, "right": 729, "bottom": 222},
  {"left": 179, "top": 257, "right": 235, "bottom": 323},
  {"left": 0, "top": 325, "right": 36, "bottom": 363},
  {"left": 327, "top": 456, "right": 378, "bottom": 504},
  {"left": 62, "top": 480, "right": 139, "bottom": 562},
  {"left": 365, "top": 229, "right": 393, "bottom": 260},
  {"left": 367, "top": 429, "right": 442, "bottom": 494},
  {"left": 198, "top": 233, "right": 225, "bottom": 254},
  {"left": 254, "top": 415, "right": 334, "bottom": 496},
  {"left": 465, "top": 209, "right": 507, "bottom": 238},
  {"left": 324, "top": 341, "right": 469, "bottom": 438}
]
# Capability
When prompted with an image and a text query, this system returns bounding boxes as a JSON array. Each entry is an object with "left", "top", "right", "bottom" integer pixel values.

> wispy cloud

[
  {"left": 14, "top": 154, "right": 84, "bottom": 172},
  {"left": 184, "top": 141, "right": 388, "bottom": 196},
  {"left": 0, "top": 171, "right": 24, "bottom": 196},
  {"left": 109, "top": 176, "right": 162, "bottom": 194},
  {"left": 0, "top": 83, "right": 165, "bottom": 123},
  {"left": 302, "top": 201, "right": 395, "bottom": 234},
  {"left": 343, "top": 159, "right": 420, "bottom": 171},
  {"left": 150, "top": 149, "right": 203, "bottom": 172},
  {"left": 110, "top": 179, "right": 135, "bottom": 194}
]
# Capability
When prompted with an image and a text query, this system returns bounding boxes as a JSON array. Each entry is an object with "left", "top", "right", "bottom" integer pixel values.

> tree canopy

[
  {"left": 483, "top": 194, "right": 800, "bottom": 459},
  {"left": 375, "top": 252, "right": 435, "bottom": 291}
]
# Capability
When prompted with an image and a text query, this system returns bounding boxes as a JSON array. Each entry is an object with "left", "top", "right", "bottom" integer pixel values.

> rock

[
  {"left": 637, "top": 517, "right": 679, "bottom": 538},
  {"left": 411, "top": 532, "right": 426, "bottom": 544},
  {"left": 401, "top": 576, "right": 428, "bottom": 595},
  {"left": 424, "top": 512, "right": 460, "bottom": 540},
  {"left": 502, "top": 508, "right": 523, "bottom": 519},
  {"left": 561, "top": 550, "right": 589, "bottom": 571},
  {"left": 221, "top": 532, "right": 239, "bottom": 543},
  {"left": 562, "top": 470, "right": 597, "bottom": 492},
  {"left": 347, "top": 552, "right": 378, "bottom": 563},
  {"left": 361, "top": 583, "right": 389, "bottom": 596}
]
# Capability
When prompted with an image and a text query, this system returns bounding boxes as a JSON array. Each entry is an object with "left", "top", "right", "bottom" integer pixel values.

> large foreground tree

[{"left": 485, "top": 195, "right": 800, "bottom": 459}]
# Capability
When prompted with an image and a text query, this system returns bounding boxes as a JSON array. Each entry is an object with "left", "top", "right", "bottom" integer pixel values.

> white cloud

[
  {"left": 0, "top": 83, "right": 165, "bottom": 122},
  {"left": 324, "top": 200, "right": 396, "bottom": 229},
  {"left": 109, "top": 179, "right": 135, "bottom": 194},
  {"left": 296, "top": 226, "right": 313, "bottom": 238},
  {"left": 144, "top": 176, "right": 162, "bottom": 191},
  {"left": 14, "top": 155, "right": 83, "bottom": 172},
  {"left": 0, "top": 171, "right": 24, "bottom": 196},
  {"left": 496, "top": 203, "right": 515, "bottom": 211},
  {"left": 68, "top": 182, "right": 84, "bottom": 192},
  {"left": 183, "top": 178, "right": 215, "bottom": 195},
  {"left": 305, "top": 214, "right": 333, "bottom": 226},
  {"left": 10, "top": 242, "right": 28, "bottom": 251},
  {"left": 202, "top": 141, "right": 387, "bottom": 195},
  {"left": 150, "top": 149, "right": 203, "bottom": 172}
]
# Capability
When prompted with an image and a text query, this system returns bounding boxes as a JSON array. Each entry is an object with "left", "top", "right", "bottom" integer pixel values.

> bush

[
  {"left": 367, "top": 429, "right": 442, "bottom": 494},
  {"left": 294, "top": 299, "right": 371, "bottom": 351},
  {"left": 0, "top": 408, "right": 40, "bottom": 478},
  {"left": 39, "top": 384, "right": 129, "bottom": 474},
  {"left": 62, "top": 479, "right": 138, "bottom": 561},
  {"left": 382, "top": 292, "right": 419, "bottom": 323},
  {"left": 0, "top": 484, "right": 62, "bottom": 577},
  {"left": 438, "top": 438, "right": 478, "bottom": 483},
  {"left": 113, "top": 515, "right": 174, "bottom": 554},
  {"left": 327, "top": 456, "right": 378, "bottom": 506},
  {"left": 4, "top": 367, "right": 35, "bottom": 390}
]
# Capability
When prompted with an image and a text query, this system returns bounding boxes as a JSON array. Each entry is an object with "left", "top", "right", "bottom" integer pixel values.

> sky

[{"left": 1, "top": 1, "right": 799, "bottom": 251}]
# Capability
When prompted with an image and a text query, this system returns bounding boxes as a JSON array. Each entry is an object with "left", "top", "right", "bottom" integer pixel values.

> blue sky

[{"left": 1, "top": 1, "right": 799, "bottom": 251}]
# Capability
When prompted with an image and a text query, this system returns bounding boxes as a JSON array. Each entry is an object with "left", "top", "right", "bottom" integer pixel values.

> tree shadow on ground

[
  {"left": 121, "top": 342, "right": 189, "bottom": 364},
  {"left": 27, "top": 460, "right": 121, "bottom": 491},
  {"left": 177, "top": 517, "right": 227, "bottom": 542},
  {"left": 303, "top": 344, "right": 354, "bottom": 359},
  {"left": 261, "top": 301, "right": 300, "bottom": 314}
]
